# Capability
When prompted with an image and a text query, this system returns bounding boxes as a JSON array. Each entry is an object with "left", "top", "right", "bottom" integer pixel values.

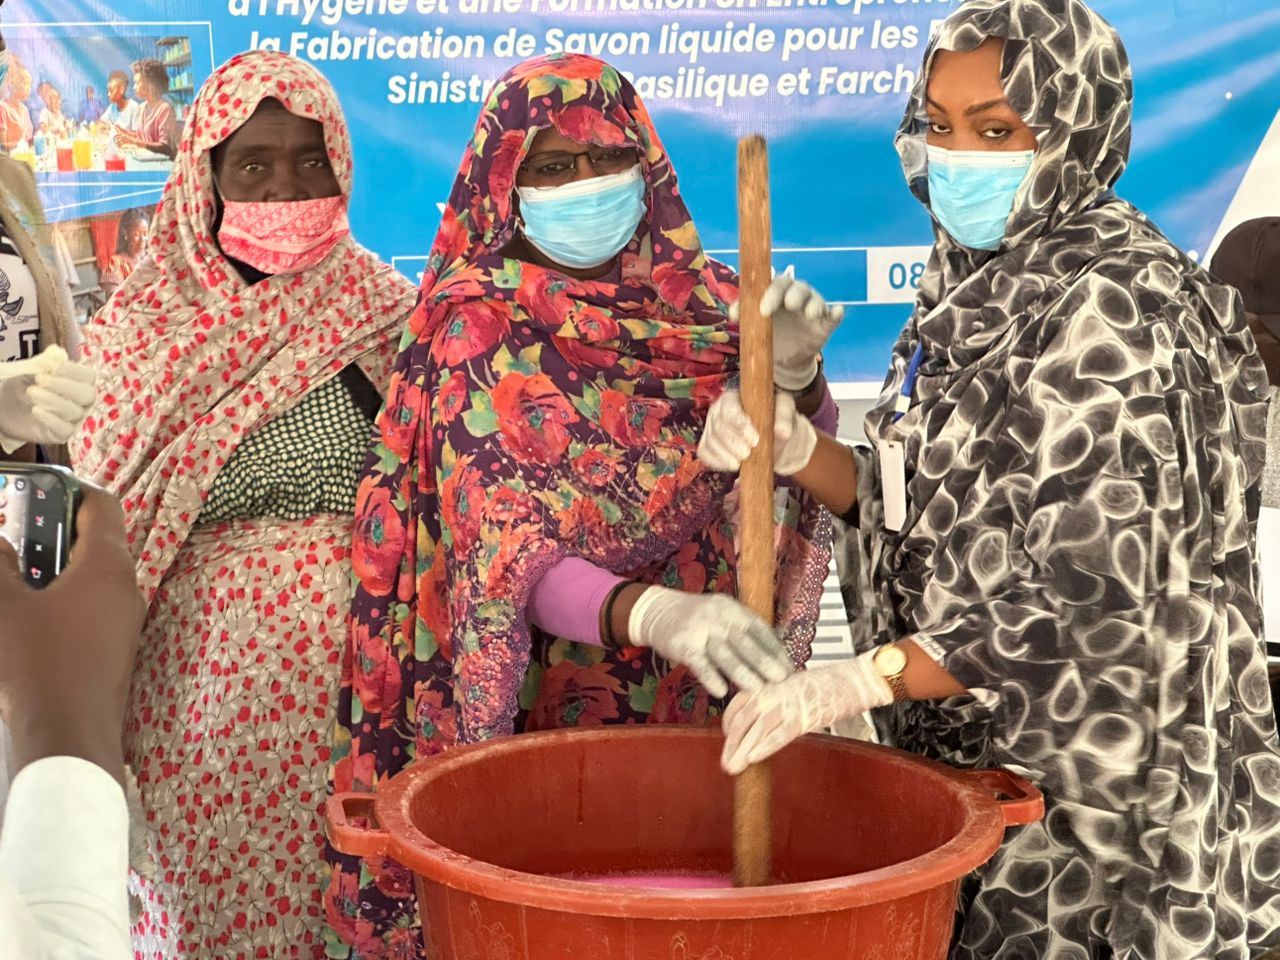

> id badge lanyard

[{"left": 881, "top": 343, "right": 924, "bottom": 532}]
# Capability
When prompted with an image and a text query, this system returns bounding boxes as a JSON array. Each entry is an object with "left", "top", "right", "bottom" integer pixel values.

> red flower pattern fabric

[
  {"left": 73, "top": 49, "right": 415, "bottom": 601},
  {"left": 326, "top": 54, "right": 831, "bottom": 954}
]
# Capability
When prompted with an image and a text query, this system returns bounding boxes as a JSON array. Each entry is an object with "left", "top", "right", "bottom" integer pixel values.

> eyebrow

[{"left": 925, "top": 96, "right": 1013, "bottom": 117}]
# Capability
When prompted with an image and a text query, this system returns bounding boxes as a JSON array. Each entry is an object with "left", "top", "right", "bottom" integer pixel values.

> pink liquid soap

[{"left": 558, "top": 871, "right": 734, "bottom": 890}]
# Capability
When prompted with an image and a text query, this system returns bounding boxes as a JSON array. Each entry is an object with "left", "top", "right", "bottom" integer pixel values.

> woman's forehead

[
  {"left": 528, "top": 127, "right": 588, "bottom": 154},
  {"left": 926, "top": 38, "right": 1006, "bottom": 106},
  {"left": 220, "top": 99, "right": 325, "bottom": 145}
]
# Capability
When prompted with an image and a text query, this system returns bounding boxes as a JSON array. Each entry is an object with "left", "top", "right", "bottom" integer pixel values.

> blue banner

[{"left": 10, "top": 0, "right": 1279, "bottom": 383}]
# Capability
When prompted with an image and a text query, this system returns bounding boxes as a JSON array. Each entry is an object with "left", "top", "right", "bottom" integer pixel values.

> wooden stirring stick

[{"left": 732, "top": 134, "right": 774, "bottom": 889}]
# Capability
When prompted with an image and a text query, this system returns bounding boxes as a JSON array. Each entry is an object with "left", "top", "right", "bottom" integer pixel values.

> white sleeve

[
  {"left": 0, "top": 758, "right": 131, "bottom": 960},
  {"left": 0, "top": 874, "right": 57, "bottom": 960},
  {"left": 0, "top": 721, "right": 14, "bottom": 821}
]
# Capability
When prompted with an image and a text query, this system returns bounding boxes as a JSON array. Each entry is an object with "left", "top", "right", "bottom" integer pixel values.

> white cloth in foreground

[{"left": 0, "top": 757, "right": 130, "bottom": 960}]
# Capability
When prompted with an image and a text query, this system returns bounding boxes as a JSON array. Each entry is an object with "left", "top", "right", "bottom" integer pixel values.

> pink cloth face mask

[{"left": 217, "top": 194, "right": 349, "bottom": 275}]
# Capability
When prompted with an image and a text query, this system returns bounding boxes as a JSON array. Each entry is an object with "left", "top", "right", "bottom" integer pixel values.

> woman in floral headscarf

[
  {"left": 73, "top": 51, "right": 418, "bottom": 959},
  {"left": 324, "top": 53, "right": 841, "bottom": 950}
]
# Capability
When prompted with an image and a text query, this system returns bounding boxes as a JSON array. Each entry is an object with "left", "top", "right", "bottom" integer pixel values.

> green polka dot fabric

[{"left": 201, "top": 369, "right": 378, "bottom": 524}]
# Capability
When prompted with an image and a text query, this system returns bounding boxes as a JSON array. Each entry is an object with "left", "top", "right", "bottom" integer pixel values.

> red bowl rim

[{"left": 368, "top": 727, "right": 1009, "bottom": 921}]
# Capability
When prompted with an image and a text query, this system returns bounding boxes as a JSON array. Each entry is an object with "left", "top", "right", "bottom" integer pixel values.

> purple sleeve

[
  {"left": 526, "top": 557, "right": 626, "bottom": 648},
  {"left": 808, "top": 384, "right": 839, "bottom": 435}
]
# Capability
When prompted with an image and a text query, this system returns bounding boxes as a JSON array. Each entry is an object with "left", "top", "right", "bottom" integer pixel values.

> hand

[
  {"left": 0, "top": 346, "right": 97, "bottom": 451},
  {"left": 0, "top": 484, "right": 144, "bottom": 783},
  {"left": 627, "top": 586, "right": 792, "bottom": 699},
  {"left": 731, "top": 275, "right": 844, "bottom": 392},
  {"left": 697, "top": 389, "right": 816, "bottom": 476},
  {"left": 720, "top": 651, "right": 891, "bottom": 775}
]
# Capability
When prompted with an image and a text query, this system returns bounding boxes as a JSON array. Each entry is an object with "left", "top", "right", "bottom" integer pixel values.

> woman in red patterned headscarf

[
  {"left": 73, "top": 51, "right": 418, "bottom": 959},
  {"left": 326, "top": 53, "right": 842, "bottom": 953}
]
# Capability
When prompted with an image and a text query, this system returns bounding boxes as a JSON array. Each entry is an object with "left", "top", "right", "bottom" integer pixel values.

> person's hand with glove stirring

[
  {"left": 729, "top": 273, "right": 844, "bottom": 413},
  {"left": 699, "top": 273, "right": 858, "bottom": 515},
  {"left": 700, "top": 407, "right": 965, "bottom": 773},
  {"left": 607, "top": 275, "right": 846, "bottom": 697},
  {"left": 698, "top": 276, "right": 965, "bottom": 774}
]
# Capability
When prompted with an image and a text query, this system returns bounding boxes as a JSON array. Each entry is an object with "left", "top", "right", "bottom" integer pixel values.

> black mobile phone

[{"left": 0, "top": 463, "right": 82, "bottom": 588}]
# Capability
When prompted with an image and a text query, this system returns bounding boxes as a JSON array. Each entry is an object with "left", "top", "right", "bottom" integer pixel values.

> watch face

[{"left": 876, "top": 644, "right": 908, "bottom": 675}]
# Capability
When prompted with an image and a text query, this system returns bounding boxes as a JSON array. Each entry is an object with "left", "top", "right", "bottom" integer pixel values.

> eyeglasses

[{"left": 519, "top": 145, "right": 641, "bottom": 186}]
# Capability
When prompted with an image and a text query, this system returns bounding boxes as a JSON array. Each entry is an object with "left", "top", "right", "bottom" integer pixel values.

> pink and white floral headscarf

[{"left": 73, "top": 50, "right": 418, "bottom": 598}]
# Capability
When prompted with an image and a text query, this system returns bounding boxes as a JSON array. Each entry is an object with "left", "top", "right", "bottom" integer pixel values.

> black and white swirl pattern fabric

[{"left": 841, "top": 0, "right": 1280, "bottom": 957}]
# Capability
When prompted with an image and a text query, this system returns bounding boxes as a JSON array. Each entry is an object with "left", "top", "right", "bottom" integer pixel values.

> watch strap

[
  {"left": 886, "top": 671, "right": 909, "bottom": 703},
  {"left": 872, "top": 642, "right": 910, "bottom": 703}
]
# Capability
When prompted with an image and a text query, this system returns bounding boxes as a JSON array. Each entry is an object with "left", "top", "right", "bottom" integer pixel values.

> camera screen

[{"left": 0, "top": 471, "right": 69, "bottom": 584}]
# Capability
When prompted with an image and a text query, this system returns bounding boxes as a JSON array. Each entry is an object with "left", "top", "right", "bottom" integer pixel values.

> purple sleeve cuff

[
  {"left": 808, "top": 384, "right": 839, "bottom": 435},
  {"left": 526, "top": 557, "right": 626, "bottom": 648}
]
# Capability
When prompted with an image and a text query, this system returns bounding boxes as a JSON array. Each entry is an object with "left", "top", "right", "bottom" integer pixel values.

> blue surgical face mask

[
  {"left": 926, "top": 145, "right": 1035, "bottom": 251},
  {"left": 0, "top": 50, "right": 10, "bottom": 93},
  {"left": 516, "top": 165, "right": 646, "bottom": 270}
]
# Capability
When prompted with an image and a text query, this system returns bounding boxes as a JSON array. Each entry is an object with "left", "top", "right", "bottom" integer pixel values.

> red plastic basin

[{"left": 329, "top": 727, "right": 1042, "bottom": 959}]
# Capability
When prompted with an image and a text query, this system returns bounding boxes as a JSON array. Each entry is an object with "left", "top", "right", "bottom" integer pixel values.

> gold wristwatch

[{"left": 872, "top": 643, "right": 909, "bottom": 703}]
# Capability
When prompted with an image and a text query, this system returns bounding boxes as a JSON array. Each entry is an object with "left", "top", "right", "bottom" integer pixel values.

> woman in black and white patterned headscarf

[{"left": 697, "top": 0, "right": 1280, "bottom": 956}]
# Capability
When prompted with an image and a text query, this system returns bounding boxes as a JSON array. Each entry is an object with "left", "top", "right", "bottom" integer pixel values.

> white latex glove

[
  {"left": 720, "top": 650, "right": 892, "bottom": 775},
  {"left": 628, "top": 586, "right": 792, "bottom": 699},
  {"left": 730, "top": 274, "right": 844, "bottom": 392},
  {"left": 0, "top": 346, "right": 97, "bottom": 453},
  {"left": 697, "top": 389, "right": 816, "bottom": 477}
]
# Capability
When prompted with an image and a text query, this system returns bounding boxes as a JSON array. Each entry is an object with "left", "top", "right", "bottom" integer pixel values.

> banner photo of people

[{"left": 12, "top": 0, "right": 1277, "bottom": 383}]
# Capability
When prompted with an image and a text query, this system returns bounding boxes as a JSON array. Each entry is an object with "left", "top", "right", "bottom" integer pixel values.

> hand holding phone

[
  {"left": 0, "top": 483, "right": 143, "bottom": 782},
  {"left": 0, "top": 463, "right": 82, "bottom": 587}
]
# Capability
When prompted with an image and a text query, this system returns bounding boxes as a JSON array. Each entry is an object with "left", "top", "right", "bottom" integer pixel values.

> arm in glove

[
  {"left": 700, "top": 388, "right": 860, "bottom": 516},
  {"left": 0, "top": 346, "right": 97, "bottom": 453},
  {"left": 731, "top": 275, "right": 844, "bottom": 391},
  {"left": 627, "top": 586, "right": 792, "bottom": 699},
  {"left": 720, "top": 651, "right": 892, "bottom": 775},
  {"left": 697, "top": 389, "right": 816, "bottom": 477}
]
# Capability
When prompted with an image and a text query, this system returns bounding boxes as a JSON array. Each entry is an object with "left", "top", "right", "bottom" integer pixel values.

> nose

[
  {"left": 262, "top": 170, "right": 309, "bottom": 203},
  {"left": 950, "top": 133, "right": 987, "bottom": 151},
  {"left": 571, "top": 152, "right": 598, "bottom": 183}
]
